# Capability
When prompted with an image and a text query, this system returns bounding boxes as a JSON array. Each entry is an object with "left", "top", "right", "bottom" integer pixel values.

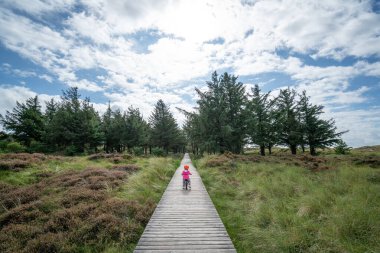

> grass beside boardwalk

[
  {"left": 194, "top": 151, "right": 380, "bottom": 253},
  {"left": 0, "top": 153, "right": 179, "bottom": 253}
]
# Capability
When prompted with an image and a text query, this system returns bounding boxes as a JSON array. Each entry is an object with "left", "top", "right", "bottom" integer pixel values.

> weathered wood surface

[{"left": 134, "top": 153, "right": 236, "bottom": 253}]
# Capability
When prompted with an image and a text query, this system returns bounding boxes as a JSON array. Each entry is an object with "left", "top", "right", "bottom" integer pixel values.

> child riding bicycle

[{"left": 182, "top": 165, "right": 192, "bottom": 190}]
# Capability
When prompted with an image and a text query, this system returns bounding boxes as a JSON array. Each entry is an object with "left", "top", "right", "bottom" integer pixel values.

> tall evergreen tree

[
  {"left": 101, "top": 103, "right": 113, "bottom": 152},
  {"left": 180, "top": 110, "right": 203, "bottom": 155},
  {"left": 124, "top": 106, "right": 147, "bottom": 151},
  {"left": 149, "top": 100, "right": 181, "bottom": 154},
  {"left": 195, "top": 71, "right": 247, "bottom": 154},
  {"left": 44, "top": 87, "right": 102, "bottom": 153},
  {"left": 1, "top": 96, "right": 44, "bottom": 146},
  {"left": 79, "top": 98, "right": 103, "bottom": 152},
  {"left": 275, "top": 88, "right": 301, "bottom": 154},
  {"left": 298, "top": 91, "right": 346, "bottom": 155},
  {"left": 247, "top": 85, "right": 273, "bottom": 156}
]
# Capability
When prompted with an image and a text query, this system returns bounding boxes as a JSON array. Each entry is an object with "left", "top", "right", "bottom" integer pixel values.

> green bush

[
  {"left": 27, "top": 141, "right": 48, "bottom": 153},
  {"left": 132, "top": 147, "right": 144, "bottom": 156},
  {"left": 6, "top": 142, "right": 25, "bottom": 153},
  {"left": 335, "top": 140, "right": 351, "bottom": 155},
  {"left": 0, "top": 140, "right": 8, "bottom": 152},
  {"left": 151, "top": 147, "right": 165, "bottom": 156},
  {"left": 64, "top": 145, "right": 78, "bottom": 156}
]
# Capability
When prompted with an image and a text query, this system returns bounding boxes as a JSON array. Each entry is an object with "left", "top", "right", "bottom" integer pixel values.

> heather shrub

[
  {"left": 0, "top": 156, "right": 178, "bottom": 252},
  {"left": 111, "top": 164, "right": 140, "bottom": 172},
  {"left": 205, "top": 155, "right": 230, "bottom": 167}
]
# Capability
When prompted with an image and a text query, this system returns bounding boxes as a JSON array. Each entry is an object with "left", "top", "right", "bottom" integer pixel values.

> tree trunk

[
  {"left": 260, "top": 145, "right": 265, "bottom": 156},
  {"left": 290, "top": 144, "right": 297, "bottom": 155},
  {"left": 301, "top": 144, "right": 305, "bottom": 153},
  {"left": 268, "top": 145, "right": 272, "bottom": 155},
  {"left": 310, "top": 146, "right": 316, "bottom": 156}
]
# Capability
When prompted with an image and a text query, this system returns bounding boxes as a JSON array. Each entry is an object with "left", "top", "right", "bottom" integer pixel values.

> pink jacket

[{"left": 182, "top": 170, "right": 192, "bottom": 180}]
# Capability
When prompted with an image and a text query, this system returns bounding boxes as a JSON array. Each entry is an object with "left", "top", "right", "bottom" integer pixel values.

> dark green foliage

[
  {"left": 124, "top": 107, "right": 149, "bottom": 152},
  {"left": 247, "top": 84, "right": 276, "bottom": 156},
  {"left": 1, "top": 74, "right": 347, "bottom": 156},
  {"left": 149, "top": 100, "right": 185, "bottom": 154},
  {"left": 335, "top": 139, "right": 352, "bottom": 155},
  {"left": 1, "top": 96, "right": 44, "bottom": 146},
  {"left": 274, "top": 88, "right": 302, "bottom": 154},
  {"left": 188, "top": 71, "right": 247, "bottom": 154},
  {"left": 298, "top": 91, "right": 346, "bottom": 155},
  {"left": 5, "top": 142, "right": 25, "bottom": 153},
  {"left": 151, "top": 147, "right": 165, "bottom": 156},
  {"left": 132, "top": 147, "right": 144, "bottom": 156},
  {"left": 27, "top": 141, "right": 47, "bottom": 153},
  {"left": 180, "top": 73, "right": 346, "bottom": 155},
  {"left": 43, "top": 88, "right": 102, "bottom": 154},
  {"left": 101, "top": 104, "right": 150, "bottom": 154}
]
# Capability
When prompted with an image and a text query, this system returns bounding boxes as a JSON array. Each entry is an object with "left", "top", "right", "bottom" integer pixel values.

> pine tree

[
  {"left": 1, "top": 96, "right": 44, "bottom": 146},
  {"left": 44, "top": 87, "right": 102, "bottom": 153},
  {"left": 247, "top": 85, "right": 273, "bottom": 156},
  {"left": 111, "top": 109, "right": 126, "bottom": 152},
  {"left": 298, "top": 91, "right": 346, "bottom": 155},
  {"left": 275, "top": 88, "right": 301, "bottom": 154},
  {"left": 124, "top": 106, "right": 147, "bottom": 151},
  {"left": 194, "top": 71, "right": 247, "bottom": 154},
  {"left": 149, "top": 100, "right": 181, "bottom": 154},
  {"left": 101, "top": 103, "right": 113, "bottom": 152}
]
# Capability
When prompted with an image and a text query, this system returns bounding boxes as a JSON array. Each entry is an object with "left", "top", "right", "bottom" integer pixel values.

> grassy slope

[
  {"left": 0, "top": 153, "right": 180, "bottom": 253},
  {"left": 195, "top": 150, "right": 380, "bottom": 253}
]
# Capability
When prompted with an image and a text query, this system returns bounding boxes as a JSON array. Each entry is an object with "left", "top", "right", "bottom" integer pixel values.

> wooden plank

[
  {"left": 134, "top": 250, "right": 237, "bottom": 253},
  {"left": 133, "top": 153, "right": 236, "bottom": 253}
]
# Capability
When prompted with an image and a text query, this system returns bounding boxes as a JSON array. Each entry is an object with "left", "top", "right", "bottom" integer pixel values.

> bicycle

[{"left": 183, "top": 179, "right": 191, "bottom": 190}]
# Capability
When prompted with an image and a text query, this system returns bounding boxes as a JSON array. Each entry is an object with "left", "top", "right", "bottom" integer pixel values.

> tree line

[
  {"left": 0, "top": 87, "right": 185, "bottom": 155},
  {"left": 1, "top": 72, "right": 346, "bottom": 156},
  {"left": 182, "top": 72, "right": 346, "bottom": 156}
]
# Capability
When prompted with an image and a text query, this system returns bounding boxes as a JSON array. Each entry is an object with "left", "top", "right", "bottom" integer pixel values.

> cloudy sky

[{"left": 0, "top": 0, "right": 380, "bottom": 147}]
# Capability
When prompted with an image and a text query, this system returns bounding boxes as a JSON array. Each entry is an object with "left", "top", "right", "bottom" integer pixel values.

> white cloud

[
  {"left": 1, "top": 0, "right": 75, "bottom": 15},
  {"left": 0, "top": 85, "right": 59, "bottom": 118},
  {"left": 65, "top": 12, "right": 112, "bottom": 45},
  {"left": 68, "top": 79, "right": 104, "bottom": 92},
  {"left": 39, "top": 74, "right": 53, "bottom": 83},
  {"left": 326, "top": 107, "right": 380, "bottom": 147}
]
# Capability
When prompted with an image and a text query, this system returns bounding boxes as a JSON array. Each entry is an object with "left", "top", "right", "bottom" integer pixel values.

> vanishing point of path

[{"left": 134, "top": 153, "right": 237, "bottom": 253}]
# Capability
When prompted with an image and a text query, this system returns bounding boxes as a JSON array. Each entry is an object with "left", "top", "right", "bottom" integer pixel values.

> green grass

[
  {"left": 195, "top": 152, "right": 380, "bottom": 253},
  {"left": 118, "top": 157, "right": 180, "bottom": 204},
  {"left": 0, "top": 153, "right": 180, "bottom": 253}
]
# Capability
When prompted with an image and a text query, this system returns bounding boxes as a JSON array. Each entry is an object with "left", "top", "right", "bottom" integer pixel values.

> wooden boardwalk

[{"left": 134, "top": 153, "right": 236, "bottom": 253}]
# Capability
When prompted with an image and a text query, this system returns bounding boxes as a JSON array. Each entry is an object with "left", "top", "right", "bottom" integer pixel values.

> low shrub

[
  {"left": 27, "top": 141, "right": 48, "bottom": 154},
  {"left": 64, "top": 145, "right": 78, "bottom": 156},
  {"left": 6, "top": 142, "right": 25, "bottom": 153},
  {"left": 132, "top": 147, "right": 144, "bottom": 156},
  {"left": 151, "top": 147, "right": 165, "bottom": 156},
  {"left": 205, "top": 155, "right": 230, "bottom": 167},
  {"left": 335, "top": 140, "right": 352, "bottom": 155},
  {"left": 353, "top": 156, "right": 380, "bottom": 168},
  {"left": 0, "top": 159, "right": 30, "bottom": 171}
]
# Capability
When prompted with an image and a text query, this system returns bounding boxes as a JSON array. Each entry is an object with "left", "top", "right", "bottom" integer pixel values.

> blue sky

[{"left": 0, "top": 0, "right": 380, "bottom": 147}]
